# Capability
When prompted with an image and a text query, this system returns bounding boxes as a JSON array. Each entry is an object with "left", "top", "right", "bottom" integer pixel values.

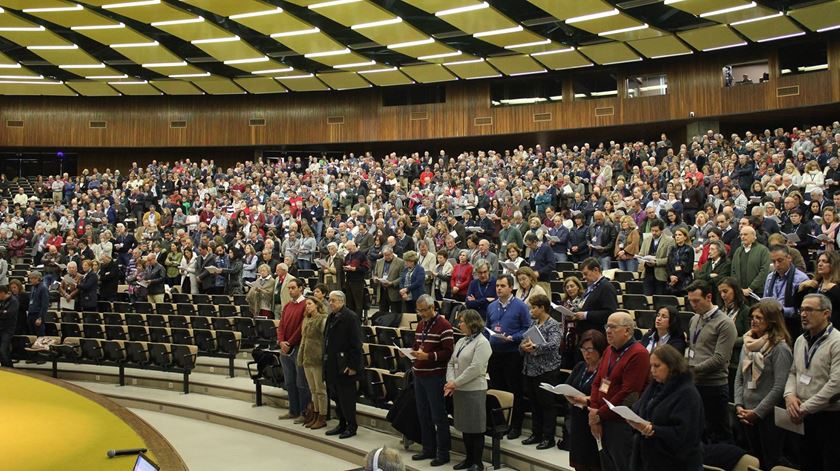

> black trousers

[
  {"left": 697, "top": 384, "right": 732, "bottom": 444},
  {"left": 0, "top": 330, "right": 13, "bottom": 367},
  {"left": 524, "top": 370, "right": 560, "bottom": 440},
  {"left": 643, "top": 272, "right": 665, "bottom": 296},
  {"left": 327, "top": 374, "right": 358, "bottom": 431},
  {"left": 802, "top": 411, "right": 840, "bottom": 471},
  {"left": 488, "top": 351, "right": 525, "bottom": 429},
  {"left": 346, "top": 280, "right": 365, "bottom": 318},
  {"left": 600, "top": 420, "right": 632, "bottom": 471},
  {"left": 378, "top": 287, "right": 402, "bottom": 316},
  {"left": 743, "top": 413, "right": 785, "bottom": 470}
]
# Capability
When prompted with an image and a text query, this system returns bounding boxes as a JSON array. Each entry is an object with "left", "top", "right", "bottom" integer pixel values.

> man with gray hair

[
  {"left": 784, "top": 293, "right": 840, "bottom": 471},
  {"left": 324, "top": 290, "right": 363, "bottom": 439},
  {"left": 372, "top": 245, "right": 404, "bottom": 327},
  {"left": 407, "top": 294, "right": 453, "bottom": 466}
]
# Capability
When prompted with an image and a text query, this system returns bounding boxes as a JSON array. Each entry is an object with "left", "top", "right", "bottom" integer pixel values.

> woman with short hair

[
  {"left": 628, "top": 344, "right": 704, "bottom": 471},
  {"left": 734, "top": 300, "right": 793, "bottom": 469},
  {"left": 445, "top": 309, "right": 492, "bottom": 471},
  {"left": 562, "top": 329, "right": 607, "bottom": 469}
]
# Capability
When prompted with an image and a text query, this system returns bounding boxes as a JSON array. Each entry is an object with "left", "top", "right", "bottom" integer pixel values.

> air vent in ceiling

[
  {"left": 533, "top": 112, "right": 552, "bottom": 122},
  {"left": 6, "top": 120, "right": 23, "bottom": 128},
  {"left": 89, "top": 121, "right": 106, "bottom": 129},
  {"left": 474, "top": 116, "right": 493, "bottom": 126},
  {"left": 595, "top": 106, "right": 615, "bottom": 117},
  {"left": 327, "top": 115, "right": 345, "bottom": 125},
  {"left": 777, "top": 85, "right": 800, "bottom": 97},
  {"left": 249, "top": 118, "right": 266, "bottom": 127},
  {"left": 170, "top": 120, "right": 187, "bottom": 128},
  {"left": 410, "top": 111, "right": 429, "bottom": 121}
]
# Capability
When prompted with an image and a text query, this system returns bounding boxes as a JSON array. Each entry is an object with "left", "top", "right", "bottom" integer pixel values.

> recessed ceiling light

[
  {"left": 102, "top": 0, "right": 160, "bottom": 9},
  {"left": 0, "top": 26, "right": 45, "bottom": 32},
  {"left": 730, "top": 12, "right": 782, "bottom": 26},
  {"left": 650, "top": 51, "right": 693, "bottom": 59},
  {"left": 271, "top": 28, "right": 320, "bottom": 38},
  {"left": 702, "top": 42, "right": 747, "bottom": 52},
  {"left": 0, "top": 63, "right": 22, "bottom": 69},
  {"left": 757, "top": 32, "right": 805, "bottom": 42},
  {"left": 699, "top": 2, "right": 756, "bottom": 18},
  {"left": 817, "top": 24, "right": 840, "bottom": 33},
  {"left": 229, "top": 7, "right": 282, "bottom": 20},
  {"left": 435, "top": 2, "right": 489, "bottom": 17},
  {"left": 303, "top": 48, "right": 351, "bottom": 59},
  {"left": 28, "top": 44, "right": 79, "bottom": 50},
  {"left": 333, "top": 60, "right": 377, "bottom": 69},
  {"left": 23, "top": 4, "right": 83, "bottom": 13},
  {"left": 351, "top": 17, "right": 402, "bottom": 30},
  {"left": 71, "top": 23, "right": 125, "bottom": 31},
  {"left": 276, "top": 74, "right": 314, "bottom": 79},
  {"left": 110, "top": 41, "right": 159, "bottom": 48},
  {"left": 85, "top": 74, "right": 128, "bottom": 79},
  {"left": 509, "top": 69, "right": 547, "bottom": 76},
  {"left": 387, "top": 38, "right": 434, "bottom": 49},
  {"left": 191, "top": 36, "right": 240, "bottom": 45},
  {"left": 223, "top": 57, "right": 269, "bottom": 65},
  {"left": 58, "top": 64, "right": 106, "bottom": 69},
  {"left": 0, "top": 75, "right": 43, "bottom": 80},
  {"left": 151, "top": 17, "right": 203, "bottom": 27},
  {"left": 465, "top": 74, "right": 502, "bottom": 80},
  {"left": 169, "top": 72, "right": 211, "bottom": 78},
  {"left": 473, "top": 26, "right": 523, "bottom": 38},
  {"left": 108, "top": 80, "right": 148, "bottom": 85},
  {"left": 142, "top": 61, "right": 188, "bottom": 68},
  {"left": 531, "top": 47, "right": 575, "bottom": 56},
  {"left": 566, "top": 9, "right": 619, "bottom": 24},
  {"left": 0, "top": 80, "right": 62, "bottom": 85},
  {"left": 308, "top": 0, "right": 361, "bottom": 10}
]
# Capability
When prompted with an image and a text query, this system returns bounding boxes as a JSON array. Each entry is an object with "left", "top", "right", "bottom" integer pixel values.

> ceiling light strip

[
  {"left": 817, "top": 24, "right": 840, "bottom": 33},
  {"left": 23, "top": 4, "right": 83, "bottom": 13},
  {"left": 223, "top": 56, "right": 269, "bottom": 65},
  {"left": 702, "top": 42, "right": 747, "bottom": 52},
  {"left": 602, "top": 58, "right": 642, "bottom": 65},
  {"left": 229, "top": 8, "right": 282, "bottom": 20},
  {"left": 650, "top": 51, "right": 693, "bottom": 59},
  {"left": 531, "top": 47, "right": 575, "bottom": 56},
  {"left": 465, "top": 74, "right": 502, "bottom": 80},
  {"left": 333, "top": 60, "right": 376, "bottom": 69},
  {"left": 0, "top": 75, "right": 43, "bottom": 80},
  {"left": 72, "top": 23, "right": 125, "bottom": 31},
  {"left": 444, "top": 58, "right": 484, "bottom": 66},
  {"left": 28, "top": 44, "right": 78, "bottom": 50},
  {"left": 0, "top": 26, "right": 45, "bottom": 32},
  {"left": 304, "top": 48, "right": 350, "bottom": 59},
  {"left": 730, "top": 12, "right": 782, "bottom": 26},
  {"left": 271, "top": 28, "right": 319, "bottom": 38},
  {"left": 435, "top": 2, "right": 489, "bottom": 17},
  {"left": 308, "top": 0, "right": 360, "bottom": 10},
  {"left": 0, "top": 63, "right": 22, "bottom": 69},
  {"left": 509, "top": 70, "right": 547, "bottom": 76},
  {"left": 756, "top": 32, "right": 805, "bottom": 42},
  {"left": 798, "top": 64, "right": 828, "bottom": 72},
  {"left": 58, "top": 63, "right": 106, "bottom": 69},
  {"left": 566, "top": 9, "right": 619, "bottom": 24},
  {"left": 598, "top": 24, "right": 648, "bottom": 37},
  {"left": 352, "top": 17, "right": 402, "bottom": 30},
  {"left": 699, "top": 2, "right": 756, "bottom": 18},
  {"left": 111, "top": 41, "right": 159, "bottom": 48},
  {"left": 359, "top": 67, "right": 397, "bottom": 74},
  {"left": 169, "top": 72, "right": 211, "bottom": 78},
  {"left": 276, "top": 74, "right": 314, "bottom": 79},
  {"left": 252, "top": 68, "right": 294, "bottom": 75},
  {"left": 504, "top": 39, "right": 551, "bottom": 49},
  {"left": 191, "top": 36, "right": 239, "bottom": 45},
  {"left": 103, "top": 0, "right": 160, "bottom": 9},
  {"left": 0, "top": 80, "right": 62, "bottom": 85},
  {"left": 387, "top": 38, "right": 434, "bottom": 49},
  {"left": 85, "top": 74, "right": 128, "bottom": 79},
  {"left": 108, "top": 80, "right": 148, "bottom": 85},
  {"left": 151, "top": 17, "right": 204, "bottom": 27},
  {"left": 418, "top": 51, "right": 461, "bottom": 60},
  {"left": 474, "top": 25, "right": 523, "bottom": 38},
  {"left": 142, "top": 61, "right": 187, "bottom": 67}
]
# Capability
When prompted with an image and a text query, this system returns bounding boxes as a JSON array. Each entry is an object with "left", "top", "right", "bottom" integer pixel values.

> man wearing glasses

[
  {"left": 409, "top": 294, "right": 454, "bottom": 467},
  {"left": 465, "top": 260, "right": 496, "bottom": 320},
  {"left": 587, "top": 312, "right": 649, "bottom": 471},
  {"left": 784, "top": 293, "right": 840, "bottom": 471}
]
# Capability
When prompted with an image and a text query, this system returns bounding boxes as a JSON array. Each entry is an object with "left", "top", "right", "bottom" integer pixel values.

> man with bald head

[
  {"left": 731, "top": 226, "right": 771, "bottom": 298},
  {"left": 587, "top": 312, "right": 649, "bottom": 471}
]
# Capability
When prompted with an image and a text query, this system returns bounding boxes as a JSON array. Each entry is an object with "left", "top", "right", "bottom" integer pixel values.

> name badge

[
  {"left": 530, "top": 261, "right": 536, "bottom": 267},
  {"left": 686, "top": 348, "right": 695, "bottom": 359},
  {"left": 599, "top": 379, "right": 611, "bottom": 394},
  {"left": 675, "top": 266, "right": 682, "bottom": 271},
  {"left": 592, "top": 236, "right": 598, "bottom": 243},
  {"left": 494, "top": 325, "right": 503, "bottom": 333},
  {"left": 747, "top": 381, "right": 756, "bottom": 390},
  {"left": 799, "top": 374, "right": 812, "bottom": 385},
  {"left": 685, "top": 198, "right": 690, "bottom": 203},
  {"left": 619, "top": 243, "right": 624, "bottom": 249}
]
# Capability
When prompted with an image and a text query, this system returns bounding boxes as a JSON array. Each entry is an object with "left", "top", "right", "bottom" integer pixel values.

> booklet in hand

[
  {"left": 604, "top": 399, "right": 647, "bottom": 424},
  {"left": 524, "top": 324, "right": 546, "bottom": 346},
  {"left": 539, "top": 383, "right": 586, "bottom": 398}
]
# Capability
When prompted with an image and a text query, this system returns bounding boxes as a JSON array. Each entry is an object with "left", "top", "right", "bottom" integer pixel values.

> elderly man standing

[
  {"left": 785, "top": 293, "right": 840, "bottom": 471},
  {"left": 144, "top": 253, "right": 166, "bottom": 304},
  {"left": 273, "top": 263, "right": 296, "bottom": 318},
  {"left": 588, "top": 312, "right": 649, "bottom": 471},
  {"left": 409, "top": 294, "right": 454, "bottom": 466},
  {"left": 472, "top": 239, "right": 498, "bottom": 276},
  {"left": 372, "top": 246, "right": 404, "bottom": 327},
  {"left": 686, "top": 280, "right": 737, "bottom": 444},
  {"left": 465, "top": 260, "right": 496, "bottom": 320},
  {"left": 731, "top": 226, "right": 771, "bottom": 298},
  {"left": 324, "top": 291, "right": 363, "bottom": 439}
]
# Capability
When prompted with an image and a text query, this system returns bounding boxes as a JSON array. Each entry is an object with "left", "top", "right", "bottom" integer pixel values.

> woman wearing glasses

[
  {"left": 561, "top": 330, "right": 607, "bottom": 470},
  {"left": 733, "top": 299, "right": 792, "bottom": 470},
  {"left": 445, "top": 309, "right": 491, "bottom": 471}
]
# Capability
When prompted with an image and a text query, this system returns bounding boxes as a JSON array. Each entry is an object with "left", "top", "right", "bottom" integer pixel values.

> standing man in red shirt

[
  {"left": 277, "top": 279, "right": 311, "bottom": 422},
  {"left": 588, "top": 312, "right": 649, "bottom": 471},
  {"left": 409, "top": 294, "right": 454, "bottom": 466}
]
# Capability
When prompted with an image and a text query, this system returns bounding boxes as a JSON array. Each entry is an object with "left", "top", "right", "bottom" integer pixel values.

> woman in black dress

[{"left": 561, "top": 329, "right": 607, "bottom": 470}]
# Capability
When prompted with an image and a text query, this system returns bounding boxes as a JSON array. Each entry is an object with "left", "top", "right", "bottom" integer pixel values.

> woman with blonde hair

[
  {"left": 299, "top": 295, "right": 328, "bottom": 429},
  {"left": 734, "top": 299, "right": 793, "bottom": 469},
  {"left": 615, "top": 215, "right": 640, "bottom": 272},
  {"left": 801, "top": 160, "right": 825, "bottom": 194},
  {"left": 514, "top": 266, "right": 547, "bottom": 305}
]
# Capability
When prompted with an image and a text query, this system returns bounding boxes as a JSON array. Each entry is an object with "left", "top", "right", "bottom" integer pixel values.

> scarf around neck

[{"left": 741, "top": 332, "right": 771, "bottom": 389}]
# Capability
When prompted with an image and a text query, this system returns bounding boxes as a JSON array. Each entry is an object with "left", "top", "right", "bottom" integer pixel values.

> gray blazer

[{"left": 447, "top": 334, "right": 491, "bottom": 391}]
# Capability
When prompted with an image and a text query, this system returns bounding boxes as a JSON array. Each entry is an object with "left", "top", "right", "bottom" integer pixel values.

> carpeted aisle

[{"left": 0, "top": 369, "right": 156, "bottom": 471}]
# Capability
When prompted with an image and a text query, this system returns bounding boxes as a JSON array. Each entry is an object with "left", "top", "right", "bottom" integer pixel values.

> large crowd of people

[{"left": 1, "top": 121, "right": 840, "bottom": 471}]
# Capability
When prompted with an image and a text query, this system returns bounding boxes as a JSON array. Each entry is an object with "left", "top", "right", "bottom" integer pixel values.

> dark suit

[
  {"left": 578, "top": 277, "right": 618, "bottom": 334},
  {"left": 144, "top": 262, "right": 166, "bottom": 296},
  {"left": 78, "top": 270, "right": 99, "bottom": 311},
  {"left": 324, "top": 306, "right": 363, "bottom": 432},
  {"left": 98, "top": 260, "right": 120, "bottom": 301},
  {"left": 198, "top": 253, "right": 217, "bottom": 293}
]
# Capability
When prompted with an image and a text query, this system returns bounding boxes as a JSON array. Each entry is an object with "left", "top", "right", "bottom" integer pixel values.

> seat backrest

[
  {"left": 102, "top": 340, "right": 125, "bottom": 362},
  {"left": 732, "top": 455, "right": 760, "bottom": 471},
  {"left": 148, "top": 343, "right": 172, "bottom": 367},
  {"left": 486, "top": 389, "right": 513, "bottom": 432},
  {"left": 125, "top": 341, "right": 149, "bottom": 364},
  {"left": 79, "top": 338, "right": 103, "bottom": 361}
]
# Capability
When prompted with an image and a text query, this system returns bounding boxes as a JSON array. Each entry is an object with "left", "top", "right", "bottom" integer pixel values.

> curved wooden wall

[{"left": 0, "top": 39, "right": 838, "bottom": 149}]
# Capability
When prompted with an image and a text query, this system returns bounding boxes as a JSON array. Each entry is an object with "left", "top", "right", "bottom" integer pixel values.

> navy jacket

[
  {"left": 27, "top": 282, "right": 49, "bottom": 319},
  {"left": 399, "top": 265, "right": 426, "bottom": 302},
  {"left": 529, "top": 243, "right": 555, "bottom": 282}
]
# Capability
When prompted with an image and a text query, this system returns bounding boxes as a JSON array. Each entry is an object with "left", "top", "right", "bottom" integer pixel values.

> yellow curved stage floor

[{"left": 0, "top": 369, "right": 172, "bottom": 471}]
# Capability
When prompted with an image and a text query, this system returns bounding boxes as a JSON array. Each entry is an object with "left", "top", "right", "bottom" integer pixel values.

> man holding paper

[
  {"left": 587, "top": 312, "right": 649, "bottom": 471},
  {"left": 784, "top": 293, "right": 840, "bottom": 471}
]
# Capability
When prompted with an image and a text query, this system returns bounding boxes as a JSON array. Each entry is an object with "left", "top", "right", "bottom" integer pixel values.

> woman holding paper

[
  {"left": 445, "top": 309, "right": 491, "bottom": 471},
  {"left": 520, "top": 294, "right": 563, "bottom": 450},
  {"left": 562, "top": 330, "right": 606, "bottom": 469},
  {"left": 733, "top": 299, "right": 792, "bottom": 469},
  {"left": 628, "top": 345, "right": 704, "bottom": 471}
]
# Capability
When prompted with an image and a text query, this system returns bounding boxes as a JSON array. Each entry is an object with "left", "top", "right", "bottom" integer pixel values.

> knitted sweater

[{"left": 412, "top": 315, "right": 454, "bottom": 377}]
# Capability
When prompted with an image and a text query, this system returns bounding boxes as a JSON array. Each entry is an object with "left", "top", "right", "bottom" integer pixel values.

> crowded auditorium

[{"left": 1, "top": 1, "right": 840, "bottom": 471}]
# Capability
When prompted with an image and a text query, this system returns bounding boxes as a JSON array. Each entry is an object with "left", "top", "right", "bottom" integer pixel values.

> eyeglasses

[
  {"left": 604, "top": 324, "right": 630, "bottom": 331},
  {"left": 579, "top": 347, "right": 596, "bottom": 353},
  {"left": 800, "top": 307, "right": 826, "bottom": 314},
  {"left": 655, "top": 314, "right": 670, "bottom": 319}
]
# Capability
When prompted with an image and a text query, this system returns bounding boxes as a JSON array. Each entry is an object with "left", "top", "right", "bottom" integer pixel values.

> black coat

[
  {"left": 0, "top": 294, "right": 19, "bottom": 333},
  {"left": 566, "top": 361, "right": 600, "bottom": 468},
  {"left": 78, "top": 270, "right": 98, "bottom": 310},
  {"left": 630, "top": 373, "right": 704, "bottom": 471},
  {"left": 98, "top": 260, "right": 120, "bottom": 301},
  {"left": 323, "top": 306, "right": 363, "bottom": 384},
  {"left": 578, "top": 277, "right": 619, "bottom": 334},
  {"left": 198, "top": 253, "right": 217, "bottom": 291}
]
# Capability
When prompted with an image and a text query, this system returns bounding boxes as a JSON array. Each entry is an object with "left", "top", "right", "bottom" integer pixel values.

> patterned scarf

[{"left": 741, "top": 332, "right": 771, "bottom": 389}]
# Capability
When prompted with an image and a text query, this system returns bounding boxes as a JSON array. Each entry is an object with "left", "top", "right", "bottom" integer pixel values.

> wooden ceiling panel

[
  {"left": 443, "top": 60, "right": 501, "bottom": 79},
  {"left": 190, "top": 78, "right": 245, "bottom": 95},
  {"left": 317, "top": 71, "right": 371, "bottom": 90},
  {"left": 275, "top": 75, "right": 329, "bottom": 92},
  {"left": 107, "top": 82, "right": 162, "bottom": 96},
  {"left": 0, "top": 81, "right": 74, "bottom": 95},
  {"left": 733, "top": 16, "right": 804, "bottom": 42}
]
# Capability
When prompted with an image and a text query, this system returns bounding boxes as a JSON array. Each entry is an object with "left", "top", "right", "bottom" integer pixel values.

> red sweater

[
  {"left": 277, "top": 298, "right": 306, "bottom": 347},
  {"left": 412, "top": 315, "right": 454, "bottom": 377},
  {"left": 590, "top": 340, "right": 649, "bottom": 422}
]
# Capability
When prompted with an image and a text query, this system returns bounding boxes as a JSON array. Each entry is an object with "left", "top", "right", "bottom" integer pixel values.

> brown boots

[
  {"left": 295, "top": 403, "right": 314, "bottom": 424},
  {"left": 307, "top": 414, "right": 326, "bottom": 430}
]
